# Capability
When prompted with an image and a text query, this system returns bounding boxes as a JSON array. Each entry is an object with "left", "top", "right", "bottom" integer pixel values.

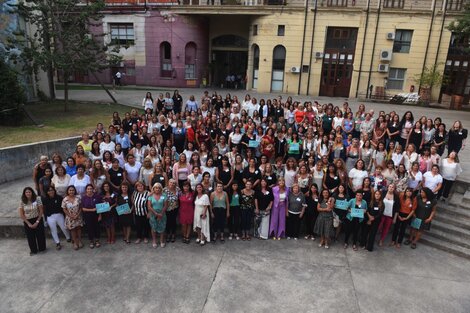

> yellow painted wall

[{"left": 245, "top": 7, "right": 458, "bottom": 101}]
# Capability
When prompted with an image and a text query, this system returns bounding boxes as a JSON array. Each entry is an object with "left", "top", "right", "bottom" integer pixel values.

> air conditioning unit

[
  {"left": 315, "top": 52, "right": 324, "bottom": 59},
  {"left": 380, "top": 49, "right": 393, "bottom": 61},
  {"left": 378, "top": 64, "right": 389, "bottom": 73},
  {"left": 386, "top": 32, "right": 395, "bottom": 40},
  {"left": 290, "top": 66, "right": 301, "bottom": 73}
]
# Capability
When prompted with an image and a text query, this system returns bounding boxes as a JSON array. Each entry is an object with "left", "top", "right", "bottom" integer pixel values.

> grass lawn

[{"left": 0, "top": 100, "right": 132, "bottom": 148}]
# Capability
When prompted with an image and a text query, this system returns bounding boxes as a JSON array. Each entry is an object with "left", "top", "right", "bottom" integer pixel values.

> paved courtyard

[{"left": 1, "top": 236, "right": 469, "bottom": 313}]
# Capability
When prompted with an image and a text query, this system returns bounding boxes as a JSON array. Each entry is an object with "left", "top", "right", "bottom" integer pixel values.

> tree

[
  {"left": 413, "top": 64, "right": 446, "bottom": 105},
  {"left": 447, "top": 2, "right": 470, "bottom": 52},
  {"left": 8, "top": 0, "right": 120, "bottom": 111},
  {"left": 0, "top": 59, "right": 26, "bottom": 125}
]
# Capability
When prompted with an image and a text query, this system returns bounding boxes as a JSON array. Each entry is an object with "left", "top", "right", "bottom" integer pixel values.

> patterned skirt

[{"left": 313, "top": 211, "right": 334, "bottom": 237}]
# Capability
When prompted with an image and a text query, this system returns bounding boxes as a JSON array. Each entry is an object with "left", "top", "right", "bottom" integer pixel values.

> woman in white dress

[{"left": 194, "top": 184, "right": 211, "bottom": 245}]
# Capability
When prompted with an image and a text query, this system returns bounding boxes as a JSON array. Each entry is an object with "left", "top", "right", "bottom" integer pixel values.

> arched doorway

[
  {"left": 252, "top": 44, "right": 260, "bottom": 89},
  {"left": 271, "top": 45, "right": 286, "bottom": 92},
  {"left": 211, "top": 35, "right": 248, "bottom": 88}
]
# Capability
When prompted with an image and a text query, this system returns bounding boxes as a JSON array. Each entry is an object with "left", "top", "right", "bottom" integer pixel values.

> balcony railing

[{"left": 103, "top": 0, "right": 287, "bottom": 5}]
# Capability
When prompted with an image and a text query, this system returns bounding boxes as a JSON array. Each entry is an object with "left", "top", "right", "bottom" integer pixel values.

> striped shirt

[{"left": 132, "top": 190, "right": 149, "bottom": 216}]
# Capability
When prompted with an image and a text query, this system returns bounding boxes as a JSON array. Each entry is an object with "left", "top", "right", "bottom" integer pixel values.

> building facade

[{"left": 72, "top": 0, "right": 469, "bottom": 106}]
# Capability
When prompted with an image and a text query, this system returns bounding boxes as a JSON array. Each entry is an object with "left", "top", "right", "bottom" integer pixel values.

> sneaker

[
  {"left": 196, "top": 238, "right": 201, "bottom": 243},
  {"left": 56, "top": 243, "right": 62, "bottom": 251},
  {"left": 304, "top": 235, "right": 310, "bottom": 240},
  {"left": 325, "top": 245, "right": 329, "bottom": 249},
  {"left": 311, "top": 237, "right": 316, "bottom": 241}
]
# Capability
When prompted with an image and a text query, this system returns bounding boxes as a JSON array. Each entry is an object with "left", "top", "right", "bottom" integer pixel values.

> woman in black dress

[
  {"left": 408, "top": 187, "right": 437, "bottom": 249},
  {"left": 433, "top": 123, "right": 447, "bottom": 156},
  {"left": 116, "top": 182, "right": 133, "bottom": 244},
  {"left": 304, "top": 184, "right": 320, "bottom": 240},
  {"left": 322, "top": 163, "right": 341, "bottom": 194},
  {"left": 216, "top": 156, "right": 234, "bottom": 192},
  {"left": 447, "top": 120, "right": 467, "bottom": 155},
  {"left": 361, "top": 190, "right": 384, "bottom": 252}
]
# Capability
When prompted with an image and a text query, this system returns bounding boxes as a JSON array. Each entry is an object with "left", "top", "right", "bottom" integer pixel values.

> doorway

[
  {"left": 320, "top": 27, "right": 358, "bottom": 97},
  {"left": 211, "top": 35, "right": 248, "bottom": 88}
]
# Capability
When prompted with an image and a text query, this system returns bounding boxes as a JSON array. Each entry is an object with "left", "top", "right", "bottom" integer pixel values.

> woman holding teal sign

[
  {"left": 344, "top": 190, "right": 367, "bottom": 251},
  {"left": 148, "top": 183, "right": 167, "bottom": 248},
  {"left": 333, "top": 184, "right": 349, "bottom": 240},
  {"left": 408, "top": 188, "right": 437, "bottom": 249},
  {"left": 116, "top": 182, "right": 133, "bottom": 244},
  {"left": 100, "top": 182, "right": 117, "bottom": 244}
]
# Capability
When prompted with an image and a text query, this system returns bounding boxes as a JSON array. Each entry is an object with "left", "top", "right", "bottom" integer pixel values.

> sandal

[
  {"left": 220, "top": 237, "right": 225, "bottom": 243},
  {"left": 410, "top": 243, "right": 417, "bottom": 249},
  {"left": 344, "top": 244, "right": 348, "bottom": 249},
  {"left": 95, "top": 241, "right": 101, "bottom": 248},
  {"left": 171, "top": 237, "right": 175, "bottom": 243},
  {"left": 152, "top": 243, "right": 158, "bottom": 248},
  {"left": 242, "top": 236, "right": 246, "bottom": 241},
  {"left": 78, "top": 242, "right": 84, "bottom": 249},
  {"left": 73, "top": 244, "right": 79, "bottom": 251},
  {"left": 404, "top": 240, "right": 411, "bottom": 245},
  {"left": 89, "top": 242, "right": 95, "bottom": 249},
  {"left": 353, "top": 245, "right": 358, "bottom": 251},
  {"left": 160, "top": 243, "right": 166, "bottom": 248},
  {"left": 247, "top": 236, "right": 251, "bottom": 241}
]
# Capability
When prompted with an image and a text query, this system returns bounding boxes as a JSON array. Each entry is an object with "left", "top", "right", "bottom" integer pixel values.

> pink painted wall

[{"left": 138, "top": 12, "right": 209, "bottom": 88}]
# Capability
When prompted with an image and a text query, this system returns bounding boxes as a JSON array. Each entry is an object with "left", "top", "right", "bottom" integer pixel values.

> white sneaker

[{"left": 287, "top": 237, "right": 291, "bottom": 240}]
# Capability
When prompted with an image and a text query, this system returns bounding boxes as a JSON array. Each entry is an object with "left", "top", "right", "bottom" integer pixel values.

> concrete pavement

[{"left": 1, "top": 237, "right": 469, "bottom": 313}]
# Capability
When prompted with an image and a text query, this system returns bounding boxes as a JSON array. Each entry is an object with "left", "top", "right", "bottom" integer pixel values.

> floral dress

[
  {"left": 62, "top": 196, "right": 84, "bottom": 230},
  {"left": 148, "top": 194, "right": 167, "bottom": 233}
]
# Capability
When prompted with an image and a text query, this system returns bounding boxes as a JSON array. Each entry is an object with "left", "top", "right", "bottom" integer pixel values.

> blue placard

[
  {"left": 335, "top": 199, "right": 349, "bottom": 210},
  {"left": 289, "top": 143, "right": 300, "bottom": 151},
  {"left": 116, "top": 203, "right": 131, "bottom": 215},
  {"left": 351, "top": 208, "right": 364, "bottom": 219},
  {"left": 249, "top": 140, "right": 259, "bottom": 148},
  {"left": 96, "top": 202, "right": 111, "bottom": 214},
  {"left": 410, "top": 218, "right": 422, "bottom": 229}
]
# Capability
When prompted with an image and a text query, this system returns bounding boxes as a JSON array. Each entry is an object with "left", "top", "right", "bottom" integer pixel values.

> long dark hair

[
  {"left": 420, "top": 187, "right": 434, "bottom": 201},
  {"left": 21, "top": 187, "right": 37, "bottom": 204}
]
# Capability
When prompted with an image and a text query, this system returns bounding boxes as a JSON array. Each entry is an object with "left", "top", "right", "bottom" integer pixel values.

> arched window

[
  {"left": 185, "top": 42, "right": 197, "bottom": 80},
  {"left": 252, "top": 44, "right": 260, "bottom": 89},
  {"left": 271, "top": 45, "right": 286, "bottom": 92},
  {"left": 160, "top": 41, "right": 172, "bottom": 78}
]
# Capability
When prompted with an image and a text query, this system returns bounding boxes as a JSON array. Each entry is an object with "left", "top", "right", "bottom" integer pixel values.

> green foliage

[
  {"left": 0, "top": 59, "right": 25, "bottom": 125},
  {"left": 447, "top": 2, "right": 470, "bottom": 52},
  {"left": 413, "top": 64, "right": 447, "bottom": 89},
  {"left": 6, "top": 0, "right": 121, "bottom": 109}
]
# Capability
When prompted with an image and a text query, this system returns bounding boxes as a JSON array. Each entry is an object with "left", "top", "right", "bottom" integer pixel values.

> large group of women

[{"left": 20, "top": 90, "right": 466, "bottom": 255}]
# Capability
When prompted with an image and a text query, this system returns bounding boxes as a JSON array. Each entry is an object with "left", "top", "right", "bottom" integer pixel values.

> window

[
  {"left": 271, "top": 45, "right": 286, "bottom": 91},
  {"left": 327, "top": 0, "right": 348, "bottom": 7},
  {"left": 185, "top": 42, "right": 197, "bottom": 80},
  {"left": 277, "top": 25, "right": 285, "bottom": 36},
  {"left": 447, "top": 0, "right": 465, "bottom": 11},
  {"left": 160, "top": 42, "right": 172, "bottom": 78},
  {"left": 110, "top": 23, "right": 134, "bottom": 46},
  {"left": 253, "top": 25, "right": 258, "bottom": 36},
  {"left": 388, "top": 68, "right": 406, "bottom": 90},
  {"left": 252, "top": 44, "right": 260, "bottom": 89},
  {"left": 383, "top": 0, "right": 404, "bottom": 8},
  {"left": 393, "top": 30, "right": 413, "bottom": 53}
]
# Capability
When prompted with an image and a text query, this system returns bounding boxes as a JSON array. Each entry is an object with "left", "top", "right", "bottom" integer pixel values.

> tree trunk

[
  {"left": 43, "top": 21, "right": 55, "bottom": 100},
  {"left": 91, "top": 72, "right": 117, "bottom": 103},
  {"left": 64, "top": 74, "right": 68, "bottom": 112}
]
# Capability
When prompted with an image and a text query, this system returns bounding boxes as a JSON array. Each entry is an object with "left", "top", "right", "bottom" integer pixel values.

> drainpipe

[
  {"left": 306, "top": 0, "right": 318, "bottom": 96},
  {"left": 432, "top": 0, "right": 448, "bottom": 76},
  {"left": 366, "top": 0, "right": 381, "bottom": 99},
  {"left": 297, "top": 0, "right": 309, "bottom": 95},
  {"left": 355, "top": 0, "right": 371, "bottom": 98},
  {"left": 418, "top": 0, "right": 438, "bottom": 92}
]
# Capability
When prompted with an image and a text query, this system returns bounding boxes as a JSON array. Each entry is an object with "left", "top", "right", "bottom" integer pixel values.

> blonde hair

[{"left": 152, "top": 182, "right": 163, "bottom": 191}]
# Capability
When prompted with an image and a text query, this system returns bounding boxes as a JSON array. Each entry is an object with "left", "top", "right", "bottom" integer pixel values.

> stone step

[
  {"left": 419, "top": 236, "right": 470, "bottom": 260},
  {"left": 449, "top": 193, "right": 470, "bottom": 211},
  {"left": 425, "top": 227, "right": 470, "bottom": 250},
  {"left": 431, "top": 219, "right": 470, "bottom": 240},
  {"left": 433, "top": 212, "right": 470, "bottom": 232},
  {"left": 463, "top": 191, "right": 470, "bottom": 204},
  {"left": 438, "top": 203, "right": 470, "bottom": 220}
]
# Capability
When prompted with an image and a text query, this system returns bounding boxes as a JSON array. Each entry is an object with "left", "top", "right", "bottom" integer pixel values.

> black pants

[
  {"left": 229, "top": 205, "right": 240, "bottom": 235},
  {"left": 304, "top": 208, "right": 318, "bottom": 237},
  {"left": 363, "top": 216, "right": 382, "bottom": 251},
  {"left": 438, "top": 179, "right": 454, "bottom": 199},
  {"left": 24, "top": 218, "right": 46, "bottom": 253},
  {"left": 135, "top": 215, "right": 150, "bottom": 239},
  {"left": 240, "top": 209, "right": 252, "bottom": 232},
  {"left": 214, "top": 207, "right": 227, "bottom": 234},
  {"left": 392, "top": 212, "right": 410, "bottom": 244},
  {"left": 361, "top": 218, "right": 381, "bottom": 251},
  {"left": 344, "top": 217, "right": 361, "bottom": 245},
  {"left": 83, "top": 212, "right": 100, "bottom": 241},
  {"left": 286, "top": 213, "right": 302, "bottom": 238},
  {"left": 166, "top": 209, "right": 178, "bottom": 236}
]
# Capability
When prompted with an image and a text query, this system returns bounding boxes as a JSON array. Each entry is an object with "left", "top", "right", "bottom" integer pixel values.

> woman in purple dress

[{"left": 269, "top": 177, "right": 289, "bottom": 240}]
